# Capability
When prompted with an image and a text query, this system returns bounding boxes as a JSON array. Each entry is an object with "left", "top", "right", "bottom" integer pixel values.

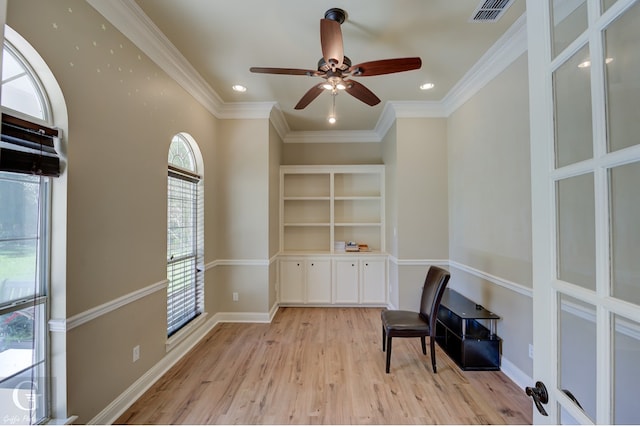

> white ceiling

[{"left": 130, "top": 0, "right": 526, "bottom": 133}]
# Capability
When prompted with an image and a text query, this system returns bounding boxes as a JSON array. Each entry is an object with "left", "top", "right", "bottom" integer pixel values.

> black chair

[{"left": 381, "top": 266, "right": 450, "bottom": 373}]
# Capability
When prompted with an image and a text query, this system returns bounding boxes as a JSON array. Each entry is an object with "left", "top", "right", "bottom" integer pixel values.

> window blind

[
  {"left": 0, "top": 113, "right": 60, "bottom": 177},
  {"left": 167, "top": 167, "right": 203, "bottom": 336}
]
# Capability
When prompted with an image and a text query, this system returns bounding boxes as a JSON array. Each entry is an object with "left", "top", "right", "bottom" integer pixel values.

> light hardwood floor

[{"left": 116, "top": 307, "right": 532, "bottom": 424}]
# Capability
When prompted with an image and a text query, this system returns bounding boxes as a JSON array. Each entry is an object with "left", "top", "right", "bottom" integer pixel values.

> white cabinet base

[{"left": 279, "top": 255, "right": 387, "bottom": 307}]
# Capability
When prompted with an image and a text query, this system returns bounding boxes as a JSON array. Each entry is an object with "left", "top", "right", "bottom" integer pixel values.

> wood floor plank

[{"left": 115, "top": 307, "right": 532, "bottom": 425}]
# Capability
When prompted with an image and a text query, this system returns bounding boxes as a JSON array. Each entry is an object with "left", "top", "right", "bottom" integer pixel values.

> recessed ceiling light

[
  {"left": 420, "top": 82, "right": 435, "bottom": 90},
  {"left": 232, "top": 84, "right": 247, "bottom": 92}
]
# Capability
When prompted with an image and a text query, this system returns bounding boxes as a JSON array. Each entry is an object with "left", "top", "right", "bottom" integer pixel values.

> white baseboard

[
  {"left": 500, "top": 356, "right": 532, "bottom": 391},
  {"left": 89, "top": 310, "right": 270, "bottom": 424}
]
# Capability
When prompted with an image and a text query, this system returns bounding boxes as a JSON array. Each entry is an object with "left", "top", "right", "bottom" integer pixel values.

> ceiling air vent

[{"left": 470, "top": 0, "right": 515, "bottom": 22}]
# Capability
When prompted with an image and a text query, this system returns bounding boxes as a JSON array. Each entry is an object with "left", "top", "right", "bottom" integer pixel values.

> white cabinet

[
  {"left": 280, "top": 256, "right": 387, "bottom": 306},
  {"left": 279, "top": 259, "right": 305, "bottom": 303},
  {"left": 306, "top": 260, "right": 331, "bottom": 303},
  {"left": 360, "top": 259, "right": 386, "bottom": 304},
  {"left": 279, "top": 258, "right": 331, "bottom": 304},
  {"left": 333, "top": 257, "right": 387, "bottom": 305},
  {"left": 334, "top": 259, "right": 359, "bottom": 303}
]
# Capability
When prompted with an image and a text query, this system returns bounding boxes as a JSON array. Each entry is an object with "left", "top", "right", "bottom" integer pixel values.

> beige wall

[
  {"left": 396, "top": 118, "right": 449, "bottom": 260},
  {"left": 447, "top": 53, "right": 532, "bottom": 375},
  {"left": 448, "top": 54, "right": 532, "bottom": 287},
  {"left": 282, "top": 141, "right": 382, "bottom": 165}
]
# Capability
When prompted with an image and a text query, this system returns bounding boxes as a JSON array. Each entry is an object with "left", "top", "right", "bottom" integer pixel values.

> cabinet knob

[
  {"left": 351, "top": 263, "right": 355, "bottom": 267},
  {"left": 311, "top": 263, "right": 314, "bottom": 266},
  {"left": 297, "top": 263, "right": 300, "bottom": 266},
  {"left": 365, "top": 263, "right": 369, "bottom": 266}
]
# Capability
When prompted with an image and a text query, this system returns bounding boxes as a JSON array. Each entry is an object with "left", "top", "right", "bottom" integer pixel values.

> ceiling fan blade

[
  {"left": 345, "top": 80, "right": 381, "bottom": 106},
  {"left": 250, "top": 67, "right": 320, "bottom": 76},
  {"left": 348, "top": 57, "right": 422, "bottom": 76},
  {"left": 320, "top": 18, "right": 344, "bottom": 69},
  {"left": 294, "top": 85, "right": 325, "bottom": 110}
]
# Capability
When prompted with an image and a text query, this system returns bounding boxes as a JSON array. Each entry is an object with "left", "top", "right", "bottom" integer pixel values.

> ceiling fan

[{"left": 249, "top": 8, "right": 422, "bottom": 110}]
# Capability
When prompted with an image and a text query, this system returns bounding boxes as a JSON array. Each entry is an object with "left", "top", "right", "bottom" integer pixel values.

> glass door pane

[
  {"left": 551, "top": 0, "right": 588, "bottom": 57},
  {"left": 554, "top": 44, "right": 593, "bottom": 168},
  {"left": 610, "top": 161, "right": 640, "bottom": 305},
  {"left": 556, "top": 174, "right": 596, "bottom": 290},
  {"left": 604, "top": 1, "right": 640, "bottom": 152},
  {"left": 613, "top": 314, "right": 640, "bottom": 424},
  {"left": 559, "top": 294, "right": 597, "bottom": 422}
]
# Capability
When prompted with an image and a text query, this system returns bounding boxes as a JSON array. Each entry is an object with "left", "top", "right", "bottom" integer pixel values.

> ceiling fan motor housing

[
  {"left": 317, "top": 56, "right": 351, "bottom": 73},
  {"left": 324, "top": 8, "right": 346, "bottom": 24}
]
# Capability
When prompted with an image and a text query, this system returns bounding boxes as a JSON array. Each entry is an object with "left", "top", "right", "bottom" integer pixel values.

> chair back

[{"left": 418, "top": 266, "right": 451, "bottom": 329}]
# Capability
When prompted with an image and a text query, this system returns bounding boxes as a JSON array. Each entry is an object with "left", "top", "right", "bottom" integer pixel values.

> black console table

[{"left": 435, "top": 289, "right": 502, "bottom": 371}]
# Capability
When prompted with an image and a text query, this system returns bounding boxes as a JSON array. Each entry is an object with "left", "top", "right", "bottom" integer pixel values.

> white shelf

[
  {"left": 284, "top": 223, "right": 331, "bottom": 227},
  {"left": 280, "top": 165, "right": 385, "bottom": 253}
]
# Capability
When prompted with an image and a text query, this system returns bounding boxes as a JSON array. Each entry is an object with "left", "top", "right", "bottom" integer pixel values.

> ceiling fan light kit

[{"left": 249, "top": 7, "right": 422, "bottom": 112}]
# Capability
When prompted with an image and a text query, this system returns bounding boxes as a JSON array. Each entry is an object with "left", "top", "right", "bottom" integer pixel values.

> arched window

[
  {"left": 1, "top": 42, "right": 49, "bottom": 120},
  {"left": 0, "top": 41, "right": 57, "bottom": 424},
  {"left": 167, "top": 134, "right": 204, "bottom": 337}
]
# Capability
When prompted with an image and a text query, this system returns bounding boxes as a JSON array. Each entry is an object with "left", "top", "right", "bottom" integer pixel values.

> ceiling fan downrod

[{"left": 324, "top": 8, "right": 346, "bottom": 24}]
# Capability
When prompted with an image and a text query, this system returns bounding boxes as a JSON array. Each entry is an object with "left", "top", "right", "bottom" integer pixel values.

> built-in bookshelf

[{"left": 280, "top": 165, "right": 385, "bottom": 254}]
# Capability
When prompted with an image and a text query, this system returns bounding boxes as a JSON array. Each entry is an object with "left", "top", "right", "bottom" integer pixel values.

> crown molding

[
  {"left": 86, "top": 0, "right": 225, "bottom": 117},
  {"left": 268, "top": 105, "right": 290, "bottom": 141},
  {"left": 218, "top": 101, "right": 277, "bottom": 119},
  {"left": 442, "top": 13, "right": 528, "bottom": 116},
  {"left": 88, "top": 0, "right": 527, "bottom": 142}
]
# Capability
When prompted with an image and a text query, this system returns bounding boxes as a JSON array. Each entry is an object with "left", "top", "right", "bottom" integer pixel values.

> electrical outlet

[
  {"left": 528, "top": 344, "right": 534, "bottom": 359},
  {"left": 133, "top": 345, "right": 140, "bottom": 362},
  {"left": 233, "top": 292, "right": 239, "bottom": 301}
]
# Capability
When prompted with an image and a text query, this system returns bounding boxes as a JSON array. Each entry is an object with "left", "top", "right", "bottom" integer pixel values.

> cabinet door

[
  {"left": 334, "top": 260, "right": 359, "bottom": 303},
  {"left": 360, "top": 259, "right": 386, "bottom": 304},
  {"left": 279, "top": 260, "right": 304, "bottom": 303},
  {"left": 306, "top": 260, "right": 331, "bottom": 303}
]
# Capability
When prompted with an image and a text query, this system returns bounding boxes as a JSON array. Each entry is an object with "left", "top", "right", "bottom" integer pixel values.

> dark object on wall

[{"left": 0, "top": 113, "right": 60, "bottom": 176}]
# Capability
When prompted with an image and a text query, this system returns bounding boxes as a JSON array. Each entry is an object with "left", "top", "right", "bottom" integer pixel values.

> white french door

[{"left": 527, "top": 0, "right": 640, "bottom": 424}]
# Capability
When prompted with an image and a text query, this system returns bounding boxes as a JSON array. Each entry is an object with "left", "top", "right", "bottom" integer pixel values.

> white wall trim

[
  {"left": 88, "top": 0, "right": 527, "bottom": 143},
  {"left": 500, "top": 356, "right": 532, "bottom": 391},
  {"left": 50, "top": 258, "right": 277, "bottom": 333},
  {"left": 205, "top": 258, "right": 272, "bottom": 269},
  {"left": 387, "top": 256, "right": 449, "bottom": 266},
  {"left": 448, "top": 260, "right": 533, "bottom": 298},
  {"left": 89, "top": 312, "right": 220, "bottom": 425},
  {"left": 49, "top": 280, "right": 167, "bottom": 333}
]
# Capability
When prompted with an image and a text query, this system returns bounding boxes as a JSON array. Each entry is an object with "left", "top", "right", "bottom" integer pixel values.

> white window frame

[
  {"left": 0, "top": 41, "right": 53, "bottom": 425},
  {"left": 166, "top": 134, "right": 204, "bottom": 342}
]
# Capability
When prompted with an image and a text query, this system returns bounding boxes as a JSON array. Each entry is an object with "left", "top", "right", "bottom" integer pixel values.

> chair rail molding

[
  {"left": 448, "top": 260, "right": 532, "bottom": 298},
  {"left": 48, "top": 280, "right": 167, "bottom": 333}
]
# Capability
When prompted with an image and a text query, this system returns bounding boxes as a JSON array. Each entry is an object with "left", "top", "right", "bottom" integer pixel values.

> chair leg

[
  {"left": 382, "top": 327, "right": 386, "bottom": 352},
  {"left": 430, "top": 336, "right": 437, "bottom": 373},
  {"left": 385, "top": 335, "right": 392, "bottom": 373},
  {"left": 420, "top": 336, "right": 427, "bottom": 355}
]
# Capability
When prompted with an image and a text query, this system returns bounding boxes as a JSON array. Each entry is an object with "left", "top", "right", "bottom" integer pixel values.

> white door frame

[{"left": 527, "top": 0, "right": 640, "bottom": 423}]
